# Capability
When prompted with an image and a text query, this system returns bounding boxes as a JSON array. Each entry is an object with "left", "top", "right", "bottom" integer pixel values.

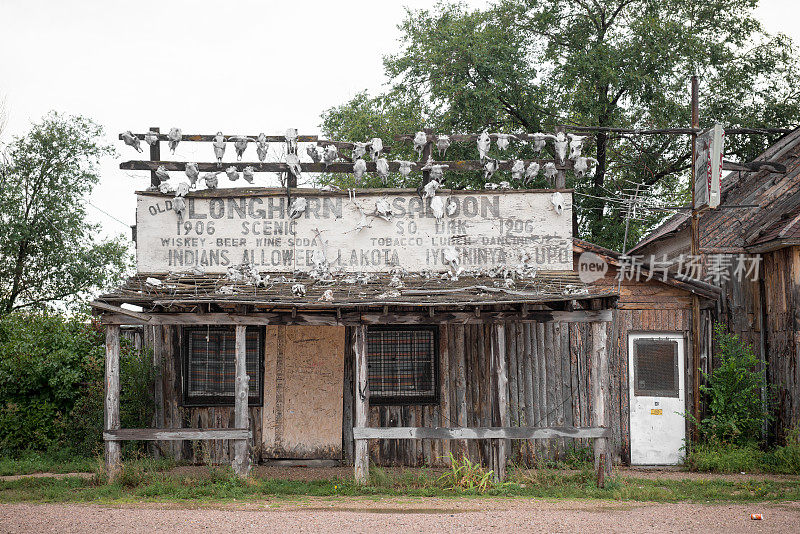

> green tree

[
  {"left": 321, "top": 0, "right": 800, "bottom": 249},
  {"left": 0, "top": 112, "right": 129, "bottom": 313}
]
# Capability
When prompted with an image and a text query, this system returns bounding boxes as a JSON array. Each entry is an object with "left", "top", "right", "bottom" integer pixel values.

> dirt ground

[{"left": 2, "top": 499, "right": 799, "bottom": 533}]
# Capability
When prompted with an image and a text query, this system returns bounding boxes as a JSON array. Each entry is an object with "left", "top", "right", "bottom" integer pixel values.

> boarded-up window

[
  {"left": 367, "top": 326, "right": 438, "bottom": 405},
  {"left": 183, "top": 327, "right": 263, "bottom": 406},
  {"left": 633, "top": 338, "right": 679, "bottom": 398}
]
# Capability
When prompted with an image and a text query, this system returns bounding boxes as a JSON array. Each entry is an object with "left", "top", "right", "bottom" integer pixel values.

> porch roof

[{"left": 94, "top": 270, "right": 617, "bottom": 310}]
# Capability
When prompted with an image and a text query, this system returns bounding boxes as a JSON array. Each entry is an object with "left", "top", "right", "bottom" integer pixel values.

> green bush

[
  {"left": 695, "top": 324, "right": 770, "bottom": 445},
  {"left": 0, "top": 311, "right": 153, "bottom": 457}
]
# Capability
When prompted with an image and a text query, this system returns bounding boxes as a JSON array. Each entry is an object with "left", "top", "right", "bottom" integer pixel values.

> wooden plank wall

[
  {"left": 708, "top": 250, "right": 800, "bottom": 444},
  {"left": 762, "top": 248, "right": 800, "bottom": 442},
  {"left": 345, "top": 316, "right": 690, "bottom": 468},
  {"left": 144, "top": 305, "right": 693, "bottom": 466}
]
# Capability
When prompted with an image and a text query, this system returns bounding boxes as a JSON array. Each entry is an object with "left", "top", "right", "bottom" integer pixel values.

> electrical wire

[{"left": 86, "top": 201, "right": 132, "bottom": 230}]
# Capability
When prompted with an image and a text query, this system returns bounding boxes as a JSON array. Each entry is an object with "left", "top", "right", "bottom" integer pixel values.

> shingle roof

[{"left": 630, "top": 127, "right": 800, "bottom": 253}]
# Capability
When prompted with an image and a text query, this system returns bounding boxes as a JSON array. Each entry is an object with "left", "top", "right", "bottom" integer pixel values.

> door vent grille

[{"left": 633, "top": 339, "right": 679, "bottom": 397}]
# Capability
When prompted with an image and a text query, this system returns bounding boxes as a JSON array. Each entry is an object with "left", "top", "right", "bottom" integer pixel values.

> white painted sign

[
  {"left": 694, "top": 124, "right": 725, "bottom": 210},
  {"left": 135, "top": 190, "right": 573, "bottom": 274}
]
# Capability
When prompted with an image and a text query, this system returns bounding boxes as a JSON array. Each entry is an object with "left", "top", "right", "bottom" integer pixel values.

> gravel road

[{"left": 2, "top": 499, "right": 798, "bottom": 533}]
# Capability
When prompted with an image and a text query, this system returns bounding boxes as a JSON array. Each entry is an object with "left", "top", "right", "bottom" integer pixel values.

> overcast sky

[{"left": 1, "top": 0, "right": 798, "bottom": 242}]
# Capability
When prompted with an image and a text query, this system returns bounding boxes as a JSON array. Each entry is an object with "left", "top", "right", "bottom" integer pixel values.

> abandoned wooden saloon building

[{"left": 92, "top": 128, "right": 718, "bottom": 482}]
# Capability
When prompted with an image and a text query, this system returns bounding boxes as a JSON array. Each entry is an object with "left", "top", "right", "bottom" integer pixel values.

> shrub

[
  {"left": 0, "top": 311, "right": 153, "bottom": 457},
  {"left": 686, "top": 441, "right": 765, "bottom": 473},
  {"left": 764, "top": 429, "right": 800, "bottom": 474},
  {"left": 695, "top": 324, "right": 770, "bottom": 445}
]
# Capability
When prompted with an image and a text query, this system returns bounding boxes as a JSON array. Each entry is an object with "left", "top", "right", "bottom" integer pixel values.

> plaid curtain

[
  {"left": 187, "top": 328, "right": 261, "bottom": 401},
  {"left": 367, "top": 328, "right": 436, "bottom": 401}
]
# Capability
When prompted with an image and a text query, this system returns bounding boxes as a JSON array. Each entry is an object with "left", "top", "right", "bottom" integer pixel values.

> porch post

[
  {"left": 591, "top": 320, "right": 612, "bottom": 486},
  {"left": 354, "top": 325, "right": 370, "bottom": 484},
  {"left": 104, "top": 325, "right": 121, "bottom": 480},
  {"left": 233, "top": 325, "right": 251, "bottom": 478},
  {"left": 490, "top": 323, "right": 508, "bottom": 481}
]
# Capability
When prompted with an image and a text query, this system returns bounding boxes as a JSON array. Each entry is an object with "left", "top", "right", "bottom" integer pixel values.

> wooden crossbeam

[
  {"left": 104, "top": 428, "right": 250, "bottom": 441},
  {"left": 352, "top": 426, "right": 610, "bottom": 440},
  {"left": 97, "top": 309, "right": 614, "bottom": 326},
  {"left": 118, "top": 133, "right": 318, "bottom": 143},
  {"left": 120, "top": 158, "right": 576, "bottom": 173}
]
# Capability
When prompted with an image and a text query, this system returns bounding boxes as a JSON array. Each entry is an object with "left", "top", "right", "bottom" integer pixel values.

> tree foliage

[
  {"left": 0, "top": 312, "right": 152, "bottom": 455},
  {"left": 320, "top": 0, "right": 800, "bottom": 249},
  {"left": 0, "top": 112, "right": 130, "bottom": 313}
]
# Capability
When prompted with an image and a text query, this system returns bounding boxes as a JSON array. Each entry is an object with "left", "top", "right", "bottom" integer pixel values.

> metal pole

[{"left": 690, "top": 75, "right": 702, "bottom": 442}]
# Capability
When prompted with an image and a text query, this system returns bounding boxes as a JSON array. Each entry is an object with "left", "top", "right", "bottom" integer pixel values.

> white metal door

[{"left": 628, "top": 333, "right": 685, "bottom": 465}]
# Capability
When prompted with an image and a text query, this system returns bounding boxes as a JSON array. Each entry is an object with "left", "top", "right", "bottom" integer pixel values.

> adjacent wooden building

[{"left": 631, "top": 127, "right": 800, "bottom": 443}]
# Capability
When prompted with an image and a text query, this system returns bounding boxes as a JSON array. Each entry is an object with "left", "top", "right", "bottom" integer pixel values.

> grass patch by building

[{"left": 1, "top": 461, "right": 799, "bottom": 505}]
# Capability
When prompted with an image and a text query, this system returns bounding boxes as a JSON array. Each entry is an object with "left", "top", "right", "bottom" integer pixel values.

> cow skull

[
  {"left": 121, "top": 131, "right": 142, "bottom": 152},
  {"left": 568, "top": 133, "right": 587, "bottom": 160},
  {"left": 185, "top": 162, "right": 200, "bottom": 186},
  {"left": 256, "top": 133, "right": 268, "bottom": 162},
  {"left": 144, "top": 130, "right": 159, "bottom": 146},
  {"left": 413, "top": 131, "right": 428, "bottom": 158},
  {"left": 524, "top": 161, "right": 540, "bottom": 184},
  {"left": 477, "top": 130, "right": 491, "bottom": 160},
  {"left": 167, "top": 127, "right": 182, "bottom": 154},
  {"left": 376, "top": 157, "right": 390, "bottom": 182},
  {"left": 396, "top": 160, "right": 415, "bottom": 178},
  {"left": 353, "top": 158, "right": 367, "bottom": 180},
  {"left": 543, "top": 162, "right": 557, "bottom": 182},
  {"left": 243, "top": 166, "right": 255, "bottom": 183},
  {"left": 483, "top": 158, "right": 499, "bottom": 181},
  {"left": 511, "top": 160, "right": 525, "bottom": 181},
  {"left": 213, "top": 132, "right": 226, "bottom": 164},
  {"left": 436, "top": 135, "right": 451, "bottom": 157},
  {"left": 369, "top": 137, "right": 384, "bottom": 160},
  {"left": 285, "top": 128, "right": 299, "bottom": 154},
  {"left": 226, "top": 166, "right": 239, "bottom": 181},
  {"left": 323, "top": 144, "right": 338, "bottom": 168},
  {"left": 495, "top": 133, "right": 517, "bottom": 151},
  {"left": 573, "top": 156, "right": 599, "bottom": 178}
]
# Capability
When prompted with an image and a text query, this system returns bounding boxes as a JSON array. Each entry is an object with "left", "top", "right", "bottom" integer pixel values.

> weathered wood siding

[
  {"left": 762, "top": 248, "right": 800, "bottom": 442},
  {"left": 146, "top": 266, "right": 695, "bottom": 466}
]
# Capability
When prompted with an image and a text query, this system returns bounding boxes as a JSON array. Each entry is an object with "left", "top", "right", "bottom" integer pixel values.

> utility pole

[{"left": 690, "top": 75, "right": 702, "bottom": 442}]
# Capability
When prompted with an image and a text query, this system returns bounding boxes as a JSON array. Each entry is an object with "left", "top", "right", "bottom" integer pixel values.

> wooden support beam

[
  {"left": 353, "top": 325, "right": 369, "bottom": 484},
  {"left": 104, "top": 428, "right": 250, "bottom": 441},
  {"left": 148, "top": 126, "right": 160, "bottom": 188},
  {"left": 351, "top": 426, "right": 610, "bottom": 440},
  {"left": 97, "top": 309, "right": 614, "bottom": 326},
  {"left": 120, "top": 158, "right": 578, "bottom": 174},
  {"left": 591, "top": 321, "right": 612, "bottom": 486},
  {"left": 233, "top": 325, "right": 251, "bottom": 478},
  {"left": 104, "top": 325, "right": 122, "bottom": 481},
  {"left": 555, "top": 125, "right": 567, "bottom": 189},
  {"left": 491, "top": 323, "right": 508, "bottom": 481},
  {"left": 120, "top": 132, "right": 319, "bottom": 143},
  {"left": 91, "top": 301, "right": 153, "bottom": 322}
]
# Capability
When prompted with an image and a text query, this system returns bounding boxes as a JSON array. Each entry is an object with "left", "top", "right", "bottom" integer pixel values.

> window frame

[
  {"left": 366, "top": 325, "right": 440, "bottom": 406},
  {"left": 181, "top": 326, "right": 264, "bottom": 407}
]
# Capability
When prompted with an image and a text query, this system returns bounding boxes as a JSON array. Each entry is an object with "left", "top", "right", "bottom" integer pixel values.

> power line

[{"left": 86, "top": 201, "right": 132, "bottom": 231}]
